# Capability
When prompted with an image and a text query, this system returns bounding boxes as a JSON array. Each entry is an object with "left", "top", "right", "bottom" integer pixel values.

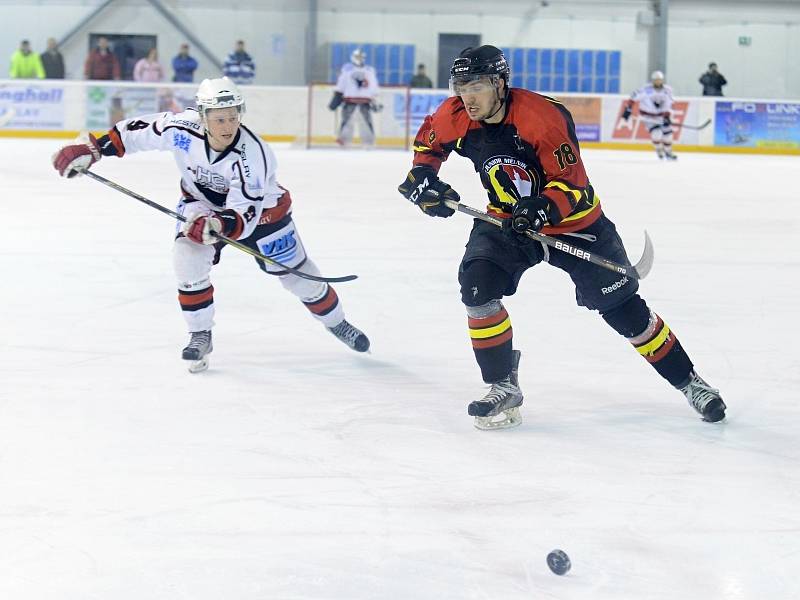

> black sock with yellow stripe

[
  {"left": 467, "top": 304, "right": 514, "bottom": 383},
  {"left": 602, "top": 294, "right": 693, "bottom": 387}
]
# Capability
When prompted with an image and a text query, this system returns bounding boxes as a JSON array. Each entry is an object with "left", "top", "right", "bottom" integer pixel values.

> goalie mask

[{"left": 351, "top": 49, "right": 366, "bottom": 67}]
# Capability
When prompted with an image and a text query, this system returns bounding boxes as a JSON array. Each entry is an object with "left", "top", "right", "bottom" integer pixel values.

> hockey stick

[
  {"left": 672, "top": 118, "right": 711, "bottom": 131},
  {"left": 83, "top": 170, "right": 358, "bottom": 283},
  {"left": 444, "top": 200, "right": 654, "bottom": 280}
]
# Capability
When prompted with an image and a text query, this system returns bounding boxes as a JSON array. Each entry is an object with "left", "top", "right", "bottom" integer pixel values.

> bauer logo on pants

[{"left": 256, "top": 222, "right": 306, "bottom": 271}]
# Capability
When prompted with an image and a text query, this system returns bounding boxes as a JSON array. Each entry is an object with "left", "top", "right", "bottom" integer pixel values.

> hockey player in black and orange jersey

[{"left": 398, "top": 46, "right": 725, "bottom": 430}]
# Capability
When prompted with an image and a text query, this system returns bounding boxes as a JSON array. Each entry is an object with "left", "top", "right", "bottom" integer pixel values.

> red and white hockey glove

[
  {"left": 183, "top": 212, "right": 223, "bottom": 244},
  {"left": 52, "top": 134, "right": 102, "bottom": 178}
]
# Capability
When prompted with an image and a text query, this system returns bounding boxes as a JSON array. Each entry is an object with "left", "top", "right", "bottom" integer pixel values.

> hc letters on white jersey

[
  {"left": 630, "top": 84, "right": 674, "bottom": 115},
  {"left": 334, "top": 63, "right": 380, "bottom": 101},
  {"left": 113, "top": 109, "right": 285, "bottom": 240},
  {"left": 254, "top": 221, "right": 307, "bottom": 273}
]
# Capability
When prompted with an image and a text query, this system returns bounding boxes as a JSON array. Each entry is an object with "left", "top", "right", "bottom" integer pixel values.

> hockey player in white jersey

[
  {"left": 328, "top": 49, "right": 381, "bottom": 148},
  {"left": 622, "top": 70, "right": 677, "bottom": 160},
  {"left": 52, "top": 77, "right": 370, "bottom": 372}
]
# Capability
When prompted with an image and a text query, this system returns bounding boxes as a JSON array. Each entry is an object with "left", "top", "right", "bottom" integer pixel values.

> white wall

[
  {"left": 0, "top": 0, "right": 311, "bottom": 84},
  {"left": 1, "top": 0, "right": 798, "bottom": 98}
]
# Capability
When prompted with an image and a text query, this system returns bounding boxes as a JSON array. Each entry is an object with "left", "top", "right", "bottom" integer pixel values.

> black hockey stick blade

[
  {"left": 83, "top": 170, "right": 357, "bottom": 283},
  {"left": 673, "top": 118, "right": 711, "bottom": 131},
  {"left": 445, "top": 199, "right": 654, "bottom": 280}
]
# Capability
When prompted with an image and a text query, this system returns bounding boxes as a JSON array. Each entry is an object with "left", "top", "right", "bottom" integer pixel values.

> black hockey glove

[
  {"left": 502, "top": 195, "right": 554, "bottom": 244},
  {"left": 662, "top": 114, "right": 671, "bottom": 126},
  {"left": 398, "top": 166, "right": 458, "bottom": 218},
  {"left": 328, "top": 91, "right": 343, "bottom": 111},
  {"left": 621, "top": 103, "right": 633, "bottom": 121}
]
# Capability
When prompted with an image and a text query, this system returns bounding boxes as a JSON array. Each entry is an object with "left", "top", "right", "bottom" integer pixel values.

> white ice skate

[
  {"left": 468, "top": 350, "right": 523, "bottom": 430},
  {"left": 182, "top": 330, "right": 212, "bottom": 373}
]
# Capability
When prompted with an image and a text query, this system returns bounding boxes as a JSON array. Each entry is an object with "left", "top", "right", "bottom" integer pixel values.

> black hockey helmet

[{"left": 449, "top": 45, "right": 510, "bottom": 83}]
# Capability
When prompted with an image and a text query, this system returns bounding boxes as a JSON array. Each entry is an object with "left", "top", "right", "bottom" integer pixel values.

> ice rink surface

[{"left": 1, "top": 139, "right": 799, "bottom": 600}]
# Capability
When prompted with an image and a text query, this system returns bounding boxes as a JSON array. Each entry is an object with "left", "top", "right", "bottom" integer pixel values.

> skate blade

[
  {"left": 187, "top": 356, "right": 209, "bottom": 373},
  {"left": 474, "top": 407, "right": 522, "bottom": 431}
]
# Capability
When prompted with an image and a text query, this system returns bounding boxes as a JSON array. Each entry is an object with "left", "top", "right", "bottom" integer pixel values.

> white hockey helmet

[
  {"left": 650, "top": 70, "right": 665, "bottom": 82},
  {"left": 351, "top": 48, "right": 366, "bottom": 66},
  {"left": 195, "top": 77, "right": 246, "bottom": 121}
]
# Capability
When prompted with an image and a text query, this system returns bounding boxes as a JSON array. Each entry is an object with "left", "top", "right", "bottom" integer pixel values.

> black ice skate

[
  {"left": 182, "top": 330, "right": 212, "bottom": 373},
  {"left": 468, "top": 350, "right": 523, "bottom": 430},
  {"left": 679, "top": 370, "right": 726, "bottom": 422},
  {"left": 328, "top": 320, "right": 370, "bottom": 353},
  {"left": 664, "top": 152, "right": 678, "bottom": 161}
]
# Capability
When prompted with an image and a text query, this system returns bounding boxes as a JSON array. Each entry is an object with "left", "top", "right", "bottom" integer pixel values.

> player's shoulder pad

[
  {"left": 164, "top": 109, "right": 203, "bottom": 134},
  {"left": 427, "top": 96, "right": 470, "bottom": 144},
  {"left": 507, "top": 89, "right": 574, "bottom": 137},
  {"left": 510, "top": 88, "right": 566, "bottom": 119}
]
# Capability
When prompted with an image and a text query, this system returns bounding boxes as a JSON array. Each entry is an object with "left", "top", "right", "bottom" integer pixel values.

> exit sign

[{"left": 738, "top": 36, "right": 752, "bottom": 46}]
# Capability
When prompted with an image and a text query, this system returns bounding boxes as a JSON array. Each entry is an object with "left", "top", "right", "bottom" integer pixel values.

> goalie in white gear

[
  {"left": 328, "top": 49, "right": 381, "bottom": 148},
  {"left": 622, "top": 70, "right": 677, "bottom": 160},
  {"left": 52, "top": 77, "right": 370, "bottom": 372}
]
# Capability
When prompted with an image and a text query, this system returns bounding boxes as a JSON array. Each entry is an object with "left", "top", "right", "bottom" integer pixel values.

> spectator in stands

[
  {"left": 41, "top": 38, "right": 65, "bottom": 79},
  {"left": 223, "top": 40, "right": 255, "bottom": 85},
  {"left": 172, "top": 43, "right": 198, "bottom": 82},
  {"left": 699, "top": 62, "right": 727, "bottom": 96},
  {"left": 409, "top": 63, "right": 433, "bottom": 88},
  {"left": 85, "top": 36, "right": 121, "bottom": 80},
  {"left": 133, "top": 48, "right": 164, "bottom": 82},
  {"left": 9, "top": 40, "right": 45, "bottom": 79}
]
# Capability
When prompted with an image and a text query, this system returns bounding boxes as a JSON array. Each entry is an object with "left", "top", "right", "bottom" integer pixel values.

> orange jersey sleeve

[{"left": 410, "top": 97, "right": 471, "bottom": 173}]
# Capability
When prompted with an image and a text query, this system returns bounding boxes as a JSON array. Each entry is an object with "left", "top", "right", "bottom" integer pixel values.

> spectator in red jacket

[{"left": 84, "top": 36, "right": 121, "bottom": 80}]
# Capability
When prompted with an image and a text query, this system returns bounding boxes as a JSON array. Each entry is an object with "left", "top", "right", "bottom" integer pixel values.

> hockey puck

[{"left": 546, "top": 549, "right": 571, "bottom": 575}]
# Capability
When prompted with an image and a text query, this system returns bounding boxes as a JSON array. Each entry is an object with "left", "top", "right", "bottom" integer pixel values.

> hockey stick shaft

[
  {"left": 671, "top": 118, "right": 711, "bottom": 131},
  {"left": 84, "top": 170, "right": 357, "bottom": 283},
  {"left": 444, "top": 200, "right": 653, "bottom": 280}
]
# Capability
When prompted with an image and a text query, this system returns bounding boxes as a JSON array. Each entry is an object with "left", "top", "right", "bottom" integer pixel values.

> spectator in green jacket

[{"left": 9, "top": 40, "right": 45, "bottom": 79}]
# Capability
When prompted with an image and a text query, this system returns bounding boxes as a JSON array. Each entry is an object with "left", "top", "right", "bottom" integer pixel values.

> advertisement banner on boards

[
  {"left": 399, "top": 92, "right": 603, "bottom": 142},
  {"left": 86, "top": 85, "right": 196, "bottom": 130},
  {"left": 0, "top": 84, "right": 65, "bottom": 129},
  {"left": 558, "top": 96, "right": 602, "bottom": 142},
  {"left": 609, "top": 98, "right": 698, "bottom": 144},
  {"left": 714, "top": 101, "right": 800, "bottom": 149},
  {"left": 402, "top": 91, "right": 449, "bottom": 134}
]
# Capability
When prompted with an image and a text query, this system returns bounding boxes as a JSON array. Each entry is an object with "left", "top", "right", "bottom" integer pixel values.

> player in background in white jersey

[
  {"left": 52, "top": 77, "right": 370, "bottom": 372},
  {"left": 328, "top": 49, "right": 381, "bottom": 148},
  {"left": 622, "top": 70, "right": 677, "bottom": 160}
]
